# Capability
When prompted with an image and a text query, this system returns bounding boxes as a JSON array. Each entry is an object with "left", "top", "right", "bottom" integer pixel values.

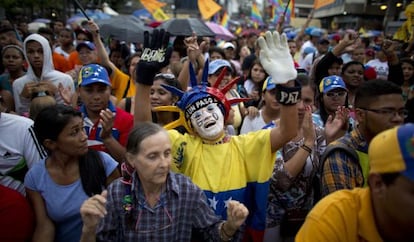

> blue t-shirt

[{"left": 24, "top": 151, "right": 118, "bottom": 242}]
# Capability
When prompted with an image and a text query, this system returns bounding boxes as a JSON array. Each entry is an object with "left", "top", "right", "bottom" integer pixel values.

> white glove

[{"left": 257, "top": 31, "right": 297, "bottom": 84}]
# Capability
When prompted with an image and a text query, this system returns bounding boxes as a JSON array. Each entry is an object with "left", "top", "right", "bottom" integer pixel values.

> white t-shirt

[
  {"left": 366, "top": 59, "right": 389, "bottom": 80},
  {"left": 240, "top": 110, "right": 267, "bottom": 134},
  {"left": 0, "top": 113, "right": 47, "bottom": 194}
]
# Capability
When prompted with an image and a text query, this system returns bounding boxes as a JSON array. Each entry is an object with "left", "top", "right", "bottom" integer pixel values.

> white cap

[{"left": 223, "top": 42, "right": 235, "bottom": 49}]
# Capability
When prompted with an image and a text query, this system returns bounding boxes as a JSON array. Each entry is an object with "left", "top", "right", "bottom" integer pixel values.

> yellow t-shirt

[
  {"left": 167, "top": 129, "right": 276, "bottom": 233},
  {"left": 296, "top": 188, "right": 383, "bottom": 242},
  {"left": 110, "top": 68, "right": 136, "bottom": 102}
]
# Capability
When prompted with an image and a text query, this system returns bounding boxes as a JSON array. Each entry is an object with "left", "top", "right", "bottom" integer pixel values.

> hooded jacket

[{"left": 12, "top": 34, "right": 75, "bottom": 115}]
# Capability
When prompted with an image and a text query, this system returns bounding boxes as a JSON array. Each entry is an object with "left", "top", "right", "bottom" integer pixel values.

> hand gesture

[
  {"left": 136, "top": 29, "right": 172, "bottom": 85},
  {"left": 20, "top": 81, "right": 38, "bottom": 99},
  {"left": 184, "top": 33, "right": 201, "bottom": 63},
  {"left": 225, "top": 200, "right": 249, "bottom": 232},
  {"left": 87, "top": 20, "right": 100, "bottom": 36},
  {"left": 246, "top": 106, "right": 259, "bottom": 118},
  {"left": 80, "top": 190, "right": 108, "bottom": 231},
  {"left": 382, "top": 39, "right": 397, "bottom": 56},
  {"left": 99, "top": 108, "right": 115, "bottom": 140},
  {"left": 257, "top": 31, "right": 297, "bottom": 84},
  {"left": 38, "top": 80, "right": 58, "bottom": 96},
  {"left": 325, "top": 106, "right": 349, "bottom": 142},
  {"left": 58, "top": 83, "right": 73, "bottom": 105},
  {"left": 302, "top": 105, "right": 316, "bottom": 145}
]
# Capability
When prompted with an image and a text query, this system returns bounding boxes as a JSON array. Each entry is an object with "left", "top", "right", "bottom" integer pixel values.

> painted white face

[{"left": 190, "top": 103, "right": 224, "bottom": 141}]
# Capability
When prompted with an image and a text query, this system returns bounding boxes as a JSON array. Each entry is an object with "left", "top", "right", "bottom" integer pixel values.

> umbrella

[
  {"left": 33, "top": 18, "right": 51, "bottom": 24},
  {"left": 96, "top": 15, "right": 151, "bottom": 43},
  {"left": 157, "top": 18, "right": 215, "bottom": 37},
  {"left": 28, "top": 22, "right": 47, "bottom": 33},
  {"left": 205, "top": 22, "right": 235, "bottom": 40},
  {"left": 241, "top": 28, "right": 261, "bottom": 37}
]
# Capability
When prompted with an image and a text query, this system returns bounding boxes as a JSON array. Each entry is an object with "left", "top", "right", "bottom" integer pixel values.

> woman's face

[
  {"left": 322, "top": 88, "right": 347, "bottom": 114},
  {"left": 128, "top": 131, "right": 171, "bottom": 186},
  {"left": 342, "top": 64, "right": 364, "bottom": 88},
  {"left": 263, "top": 88, "right": 280, "bottom": 112},
  {"left": 210, "top": 51, "right": 223, "bottom": 61},
  {"left": 150, "top": 79, "right": 175, "bottom": 108},
  {"left": 402, "top": 62, "right": 414, "bottom": 82},
  {"left": 250, "top": 64, "right": 266, "bottom": 83},
  {"left": 301, "top": 85, "right": 316, "bottom": 111},
  {"left": 2, "top": 47, "right": 24, "bottom": 72},
  {"left": 128, "top": 56, "right": 140, "bottom": 79},
  {"left": 58, "top": 30, "right": 73, "bottom": 46},
  {"left": 51, "top": 116, "right": 88, "bottom": 156},
  {"left": 239, "top": 46, "right": 250, "bottom": 58}
]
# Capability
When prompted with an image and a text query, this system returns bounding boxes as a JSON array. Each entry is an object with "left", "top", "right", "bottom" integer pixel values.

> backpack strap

[
  {"left": 125, "top": 97, "right": 132, "bottom": 114},
  {"left": 122, "top": 78, "right": 131, "bottom": 99},
  {"left": 313, "top": 142, "right": 359, "bottom": 203}
]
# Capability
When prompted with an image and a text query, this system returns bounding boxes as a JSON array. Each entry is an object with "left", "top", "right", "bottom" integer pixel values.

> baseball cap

[
  {"left": 78, "top": 64, "right": 111, "bottom": 87},
  {"left": 310, "top": 28, "right": 323, "bottom": 37},
  {"left": 318, "top": 38, "right": 330, "bottom": 45},
  {"left": 208, "top": 59, "right": 232, "bottom": 75},
  {"left": 304, "top": 46, "right": 316, "bottom": 55},
  {"left": 329, "top": 33, "right": 341, "bottom": 42},
  {"left": 369, "top": 123, "right": 414, "bottom": 180},
  {"left": 76, "top": 41, "right": 96, "bottom": 52},
  {"left": 223, "top": 42, "right": 235, "bottom": 49},
  {"left": 319, "top": 75, "right": 347, "bottom": 93},
  {"left": 262, "top": 76, "right": 276, "bottom": 91}
]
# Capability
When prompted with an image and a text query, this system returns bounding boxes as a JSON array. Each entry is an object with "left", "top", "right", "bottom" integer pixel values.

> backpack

[{"left": 313, "top": 142, "right": 359, "bottom": 203}]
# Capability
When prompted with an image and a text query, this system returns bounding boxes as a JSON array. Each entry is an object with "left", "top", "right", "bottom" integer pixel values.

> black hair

[
  {"left": 125, "top": 52, "right": 141, "bottom": 69},
  {"left": 341, "top": 60, "right": 364, "bottom": 75},
  {"left": 208, "top": 46, "right": 225, "bottom": 59},
  {"left": 354, "top": 79, "right": 402, "bottom": 108},
  {"left": 37, "top": 27, "right": 54, "bottom": 37},
  {"left": 34, "top": 104, "right": 107, "bottom": 197}
]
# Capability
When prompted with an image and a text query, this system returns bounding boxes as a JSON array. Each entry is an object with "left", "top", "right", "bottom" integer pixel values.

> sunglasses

[{"left": 325, "top": 91, "right": 347, "bottom": 98}]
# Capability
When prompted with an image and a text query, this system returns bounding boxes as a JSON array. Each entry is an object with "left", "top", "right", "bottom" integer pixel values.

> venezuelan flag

[
  {"left": 251, "top": 2, "right": 263, "bottom": 24},
  {"left": 221, "top": 11, "right": 229, "bottom": 29}
]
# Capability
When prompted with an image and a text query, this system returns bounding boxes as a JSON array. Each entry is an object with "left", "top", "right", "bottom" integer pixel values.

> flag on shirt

[{"left": 251, "top": 2, "right": 263, "bottom": 24}]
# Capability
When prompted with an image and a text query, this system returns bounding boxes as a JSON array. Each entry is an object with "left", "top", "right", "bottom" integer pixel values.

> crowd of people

[{"left": 0, "top": 11, "right": 413, "bottom": 242}]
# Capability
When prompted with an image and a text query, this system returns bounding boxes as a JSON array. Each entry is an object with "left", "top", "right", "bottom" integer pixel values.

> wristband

[
  {"left": 300, "top": 144, "right": 313, "bottom": 154},
  {"left": 275, "top": 82, "right": 301, "bottom": 105},
  {"left": 219, "top": 222, "right": 232, "bottom": 241}
]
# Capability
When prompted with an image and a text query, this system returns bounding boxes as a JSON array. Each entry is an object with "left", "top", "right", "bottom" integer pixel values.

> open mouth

[{"left": 204, "top": 120, "right": 216, "bottom": 129}]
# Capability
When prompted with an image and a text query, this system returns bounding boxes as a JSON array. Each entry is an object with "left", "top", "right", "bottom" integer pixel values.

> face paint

[{"left": 190, "top": 103, "right": 224, "bottom": 141}]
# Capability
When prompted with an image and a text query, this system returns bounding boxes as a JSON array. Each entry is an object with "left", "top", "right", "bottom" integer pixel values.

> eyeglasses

[
  {"left": 325, "top": 91, "right": 347, "bottom": 98},
  {"left": 135, "top": 205, "right": 173, "bottom": 233},
  {"left": 359, "top": 108, "right": 408, "bottom": 118}
]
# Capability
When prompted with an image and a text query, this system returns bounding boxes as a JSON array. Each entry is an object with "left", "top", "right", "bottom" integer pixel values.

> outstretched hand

[
  {"left": 80, "top": 190, "right": 108, "bottom": 232},
  {"left": 257, "top": 31, "right": 297, "bottom": 84},
  {"left": 136, "top": 29, "right": 172, "bottom": 85}
]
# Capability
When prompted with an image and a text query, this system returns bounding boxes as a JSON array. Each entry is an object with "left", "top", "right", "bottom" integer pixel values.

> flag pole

[{"left": 73, "top": 0, "right": 91, "bottom": 20}]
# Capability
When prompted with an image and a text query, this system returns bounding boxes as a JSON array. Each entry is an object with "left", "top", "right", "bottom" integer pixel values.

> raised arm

[
  {"left": 258, "top": 31, "right": 299, "bottom": 152},
  {"left": 134, "top": 29, "right": 172, "bottom": 125},
  {"left": 88, "top": 21, "right": 117, "bottom": 72}
]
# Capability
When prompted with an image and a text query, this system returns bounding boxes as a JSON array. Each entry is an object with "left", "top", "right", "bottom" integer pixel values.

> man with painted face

[{"left": 135, "top": 30, "right": 300, "bottom": 242}]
